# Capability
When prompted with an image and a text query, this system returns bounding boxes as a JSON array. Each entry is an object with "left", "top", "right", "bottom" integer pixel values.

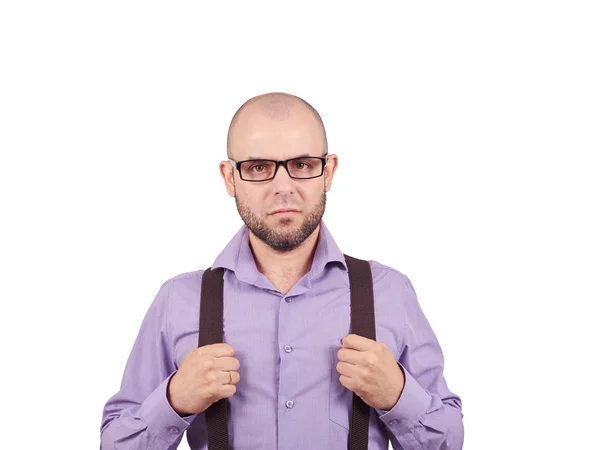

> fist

[
  {"left": 336, "top": 334, "right": 405, "bottom": 411},
  {"left": 167, "top": 343, "right": 240, "bottom": 416}
]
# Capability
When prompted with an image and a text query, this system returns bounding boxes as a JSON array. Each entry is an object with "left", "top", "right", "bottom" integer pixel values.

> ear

[
  {"left": 219, "top": 160, "right": 236, "bottom": 197},
  {"left": 323, "top": 154, "right": 338, "bottom": 192}
]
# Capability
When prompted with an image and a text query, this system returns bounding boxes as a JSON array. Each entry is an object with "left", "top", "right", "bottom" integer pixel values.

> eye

[
  {"left": 294, "top": 161, "right": 309, "bottom": 170},
  {"left": 250, "top": 164, "right": 266, "bottom": 172}
]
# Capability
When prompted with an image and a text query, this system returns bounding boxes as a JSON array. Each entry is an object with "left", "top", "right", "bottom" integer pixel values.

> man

[{"left": 100, "top": 92, "right": 464, "bottom": 449}]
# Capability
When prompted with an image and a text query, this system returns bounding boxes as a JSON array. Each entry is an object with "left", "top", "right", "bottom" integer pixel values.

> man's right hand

[{"left": 167, "top": 343, "right": 240, "bottom": 416}]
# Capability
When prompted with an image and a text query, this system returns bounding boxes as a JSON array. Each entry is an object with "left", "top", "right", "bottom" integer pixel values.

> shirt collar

[
  {"left": 211, "top": 220, "right": 347, "bottom": 285},
  {"left": 310, "top": 220, "right": 348, "bottom": 276}
]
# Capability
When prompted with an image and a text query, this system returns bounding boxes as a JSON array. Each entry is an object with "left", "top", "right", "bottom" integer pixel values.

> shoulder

[
  {"left": 170, "top": 269, "right": 206, "bottom": 282},
  {"left": 365, "top": 259, "right": 420, "bottom": 315},
  {"left": 151, "top": 269, "right": 207, "bottom": 304},
  {"left": 367, "top": 260, "right": 413, "bottom": 292},
  {"left": 165, "top": 268, "right": 208, "bottom": 292},
  {"left": 153, "top": 269, "right": 208, "bottom": 325}
]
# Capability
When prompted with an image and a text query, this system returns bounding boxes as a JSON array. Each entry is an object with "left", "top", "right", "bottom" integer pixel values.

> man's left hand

[{"left": 336, "top": 334, "right": 406, "bottom": 411}]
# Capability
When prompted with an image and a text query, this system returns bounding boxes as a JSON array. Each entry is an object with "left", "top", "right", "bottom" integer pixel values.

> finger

[
  {"left": 217, "top": 370, "right": 240, "bottom": 385},
  {"left": 228, "top": 370, "right": 240, "bottom": 384},
  {"left": 218, "top": 384, "right": 237, "bottom": 399},
  {"left": 336, "top": 347, "right": 363, "bottom": 365},
  {"left": 200, "top": 343, "right": 235, "bottom": 358},
  {"left": 341, "top": 334, "right": 377, "bottom": 352},
  {"left": 212, "top": 356, "right": 240, "bottom": 371},
  {"left": 335, "top": 361, "right": 357, "bottom": 377},
  {"left": 339, "top": 374, "right": 354, "bottom": 391}
]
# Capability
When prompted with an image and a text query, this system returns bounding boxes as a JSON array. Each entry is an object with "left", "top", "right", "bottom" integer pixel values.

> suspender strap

[
  {"left": 344, "top": 254, "right": 376, "bottom": 450},
  {"left": 198, "top": 267, "right": 230, "bottom": 450}
]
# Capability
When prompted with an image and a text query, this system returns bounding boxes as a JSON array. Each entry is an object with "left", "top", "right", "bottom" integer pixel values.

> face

[{"left": 220, "top": 105, "right": 338, "bottom": 251}]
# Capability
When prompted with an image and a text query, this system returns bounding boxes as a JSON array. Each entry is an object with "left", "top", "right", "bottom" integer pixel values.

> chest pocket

[{"left": 328, "top": 347, "right": 353, "bottom": 430}]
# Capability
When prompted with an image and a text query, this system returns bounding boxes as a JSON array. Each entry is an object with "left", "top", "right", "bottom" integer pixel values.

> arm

[
  {"left": 100, "top": 279, "right": 198, "bottom": 449},
  {"left": 376, "top": 277, "right": 464, "bottom": 450}
]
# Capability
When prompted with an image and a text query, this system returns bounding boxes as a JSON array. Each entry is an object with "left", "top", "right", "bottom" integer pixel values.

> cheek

[
  {"left": 238, "top": 189, "right": 267, "bottom": 212},
  {"left": 304, "top": 186, "right": 324, "bottom": 205}
]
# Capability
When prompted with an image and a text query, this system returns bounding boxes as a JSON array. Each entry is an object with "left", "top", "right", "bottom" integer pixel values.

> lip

[{"left": 271, "top": 209, "right": 300, "bottom": 215}]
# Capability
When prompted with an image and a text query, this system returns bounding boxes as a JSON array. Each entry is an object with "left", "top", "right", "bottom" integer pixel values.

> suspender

[
  {"left": 345, "top": 255, "right": 376, "bottom": 450},
  {"left": 198, "top": 255, "right": 376, "bottom": 449},
  {"left": 198, "top": 267, "right": 229, "bottom": 450}
]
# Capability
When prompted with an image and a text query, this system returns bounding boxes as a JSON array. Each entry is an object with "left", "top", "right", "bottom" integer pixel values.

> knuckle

[
  {"left": 206, "top": 371, "right": 217, "bottom": 383},
  {"left": 224, "top": 344, "right": 235, "bottom": 355},
  {"left": 366, "top": 354, "right": 378, "bottom": 366},
  {"left": 202, "top": 358, "right": 214, "bottom": 370}
]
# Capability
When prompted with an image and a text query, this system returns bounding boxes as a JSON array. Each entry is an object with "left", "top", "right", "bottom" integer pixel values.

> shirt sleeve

[
  {"left": 99, "top": 279, "right": 198, "bottom": 449},
  {"left": 375, "top": 276, "right": 464, "bottom": 450}
]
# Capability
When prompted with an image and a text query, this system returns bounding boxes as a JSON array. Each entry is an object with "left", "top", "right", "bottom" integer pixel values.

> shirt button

[
  {"left": 284, "top": 297, "right": 292, "bottom": 303},
  {"left": 389, "top": 419, "right": 398, "bottom": 426},
  {"left": 285, "top": 400, "right": 294, "bottom": 409},
  {"left": 169, "top": 427, "right": 179, "bottom": 434},
  {"left": 283, "top": 345, "right": 293, "bottom": 353}
]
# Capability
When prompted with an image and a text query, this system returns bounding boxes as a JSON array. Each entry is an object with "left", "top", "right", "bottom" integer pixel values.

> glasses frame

[{"left": 229, "top": 154, "right": 328, "bottom": 182}]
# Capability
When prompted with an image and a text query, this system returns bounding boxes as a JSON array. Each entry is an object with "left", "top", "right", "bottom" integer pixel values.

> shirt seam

[
  {"left": 165, "top": 278, "right": 175, "bottom": 370},
  {"left": 397, "top": 276, "right": 413, "bottom": 356}
]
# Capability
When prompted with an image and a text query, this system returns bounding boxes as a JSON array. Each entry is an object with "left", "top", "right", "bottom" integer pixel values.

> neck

[{"left": 248, "top": 223, "right": 321, "bottom": 280}]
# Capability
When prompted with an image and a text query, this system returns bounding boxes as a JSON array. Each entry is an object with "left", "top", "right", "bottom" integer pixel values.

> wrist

[
  {"left": 167, "top": 374, "right": 188, "bottom": 415},
  {"left": 382, "top": 366, "right": 406, "bottom": 410}
]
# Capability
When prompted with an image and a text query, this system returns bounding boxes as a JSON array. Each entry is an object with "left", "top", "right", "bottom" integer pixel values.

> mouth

[{"left": 271, "top": 209, "right": 300, "bottom": 215}]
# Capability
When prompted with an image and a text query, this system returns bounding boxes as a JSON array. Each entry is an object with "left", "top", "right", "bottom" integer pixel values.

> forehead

[{"left": 230, "top": 108, "right": 325, "bottom": 161}]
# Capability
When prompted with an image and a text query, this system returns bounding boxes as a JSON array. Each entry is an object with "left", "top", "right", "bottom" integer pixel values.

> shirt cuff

[
  {"left": 375, "top": 363, "right": 430, "bottom": 432},
  {"left": 139, "top": 371, "right": 198, "bottom": 443}
]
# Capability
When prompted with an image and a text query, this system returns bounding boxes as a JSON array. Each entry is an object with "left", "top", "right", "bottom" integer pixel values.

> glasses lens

[
  {"left": 239, "top": 160, "right": 277, "bottom": 181},
  {"left": 287, "top": 157, "right": 323, "bottom": 179}
]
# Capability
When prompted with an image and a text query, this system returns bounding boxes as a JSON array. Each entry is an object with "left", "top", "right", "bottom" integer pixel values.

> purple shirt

[{"left": 100, "top": 221, "right": 464, "bottom": 449}]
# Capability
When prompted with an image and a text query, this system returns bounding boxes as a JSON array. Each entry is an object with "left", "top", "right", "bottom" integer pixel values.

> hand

[
  {"left": 167, "top": 343, "right": 240, "bottom": 416},
  {"left": 336, "top": 334, "right": 405, "bottom": 411}
]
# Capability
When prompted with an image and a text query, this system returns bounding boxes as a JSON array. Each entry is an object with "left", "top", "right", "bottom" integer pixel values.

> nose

[{"left": 271, "top": 161, "right": 295, "bottom": 193}]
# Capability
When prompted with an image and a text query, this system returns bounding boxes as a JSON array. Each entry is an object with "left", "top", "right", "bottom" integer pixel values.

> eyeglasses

[{"left": 229, "top": 155, "right": 328, "bottom": 182}]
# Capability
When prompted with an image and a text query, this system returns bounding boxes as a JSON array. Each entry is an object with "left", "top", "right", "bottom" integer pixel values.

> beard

[{"left": 235, "top": 192, "right": 326, "bottom": 252}]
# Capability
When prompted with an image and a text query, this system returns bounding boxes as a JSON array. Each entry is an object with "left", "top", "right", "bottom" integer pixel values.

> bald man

[{"left": 100, "top": 93, "right": 464, "bottom": 449}]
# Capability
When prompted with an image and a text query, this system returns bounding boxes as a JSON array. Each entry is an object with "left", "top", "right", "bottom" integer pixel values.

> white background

[{"left": 1, "top": 1, "right": 599, "bottom": 449}]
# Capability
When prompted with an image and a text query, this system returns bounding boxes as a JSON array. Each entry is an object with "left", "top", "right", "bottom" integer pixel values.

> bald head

[{"left": 226, "top": 92, "right": 328, "bottom": 158}]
